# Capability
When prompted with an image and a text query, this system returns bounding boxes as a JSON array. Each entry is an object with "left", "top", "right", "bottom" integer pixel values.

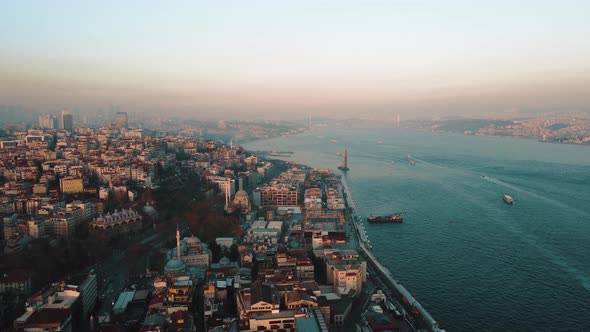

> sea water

[{"left": 246, "top": 127, "right": 590, "bottom": 331}]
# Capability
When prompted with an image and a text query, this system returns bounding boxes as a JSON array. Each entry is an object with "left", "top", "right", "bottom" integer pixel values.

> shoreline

[{"left": 339, "top": 172, "right": 444, "bottom": 332}]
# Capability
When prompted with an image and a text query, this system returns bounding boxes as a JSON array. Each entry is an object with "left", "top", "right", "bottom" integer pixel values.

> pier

[{"left": 340, "top": 175, "right": 444, "bottom": 332}]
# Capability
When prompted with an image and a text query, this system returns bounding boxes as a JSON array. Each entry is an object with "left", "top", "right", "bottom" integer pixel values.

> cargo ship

[{"left": 367, "top": 214, "right": 403, "bottom": 224}]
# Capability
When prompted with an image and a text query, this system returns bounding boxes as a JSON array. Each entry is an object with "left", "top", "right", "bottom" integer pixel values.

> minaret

[
  {"left": 224, "top": 179, "right": 232, "bottom": 213},
  {"left": 176, "top": 225, "right": 181, "bottom": 260},
  {"left": 225, "top": 180, "right": 229, "bottom": 208}
]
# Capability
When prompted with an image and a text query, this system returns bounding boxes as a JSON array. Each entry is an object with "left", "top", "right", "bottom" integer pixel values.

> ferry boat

[
  {"left": 503, "top": 194, "right": 514, "bottom": 204},
  {"left": 367, "top": 214, "right": 403, "bottom": 224}
]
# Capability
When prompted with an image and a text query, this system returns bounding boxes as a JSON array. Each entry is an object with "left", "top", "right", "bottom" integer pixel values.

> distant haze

[{"left": 1, "top": 1, "right": 590, "bottom": 120}]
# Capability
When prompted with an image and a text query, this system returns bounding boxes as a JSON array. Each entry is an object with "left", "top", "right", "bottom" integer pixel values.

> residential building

[
  {"left": 261, "top": 183, "right": 299, "bottom": 206},
  {"left": 0, "top": 270, "right": 32, "bottom": 295},
  {"left": 59, "top": 177, "right": 83, "bottom": 194},
  {"left": 28, "top": 220, "right": 45, "bottom": 239}
]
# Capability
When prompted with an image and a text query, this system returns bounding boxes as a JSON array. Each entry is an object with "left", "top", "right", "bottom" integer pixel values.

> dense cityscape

[
  {"left": 0, "top": 111, "right": 440, "bottom": 332},
  {"left": 3, "top": 2, "right": 590, "bottom": 331}
]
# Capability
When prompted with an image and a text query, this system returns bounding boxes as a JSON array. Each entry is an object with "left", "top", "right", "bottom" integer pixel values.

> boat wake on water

[
  {"left": 503, "top": 221, "right": 590, "bottom": 292},
  {"left": 481, "top": 175, "right": 590, "bottom": 219}
]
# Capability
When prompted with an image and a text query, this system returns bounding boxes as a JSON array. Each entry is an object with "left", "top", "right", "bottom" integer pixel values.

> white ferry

[{"left": 503, "top": 194, "right": 514, "bottom": 204}]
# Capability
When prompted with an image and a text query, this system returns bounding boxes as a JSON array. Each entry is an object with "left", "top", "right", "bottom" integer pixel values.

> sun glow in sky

[{"left": 1, "top": 0, "right": 590, "bottom": 118}]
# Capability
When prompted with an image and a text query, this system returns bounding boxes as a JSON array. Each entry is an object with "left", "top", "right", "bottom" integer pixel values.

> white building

[{"left": 28, "top": 220, "right": 46, "bottom": 239}]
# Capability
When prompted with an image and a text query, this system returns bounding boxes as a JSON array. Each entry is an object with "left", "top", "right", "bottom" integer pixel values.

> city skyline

[{"left": 1, "top": 1, "right": 590, "bottom": 119}]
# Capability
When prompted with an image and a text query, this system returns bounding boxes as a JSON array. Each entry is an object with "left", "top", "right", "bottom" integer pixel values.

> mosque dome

[
  {"left": 164, "top": 258, "right": 186, "bottom": 272},
  {"left": 186, "top": 236, "right": 200, "bottom": 245},
  {"left": 219, "top": 256, "right": 230, "bottom": 266},
  {"left": 142, "top": 205, "right": 157, "bottom": 214}
]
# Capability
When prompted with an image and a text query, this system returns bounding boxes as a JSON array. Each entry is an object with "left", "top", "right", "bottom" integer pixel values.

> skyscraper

[
  {"left": 60, "top": 110, "right": 73, "bottom": 131},
  {"left": 115, "top": 112, "right": 128, "bottom": 129},
  {"left": 38, "top": 114, "right": 56, "bottom": 129}
]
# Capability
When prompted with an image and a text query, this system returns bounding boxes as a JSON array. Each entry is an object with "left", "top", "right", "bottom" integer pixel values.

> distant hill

[{"left": 435, "top": 119, "right": 514, "bottom": 132}]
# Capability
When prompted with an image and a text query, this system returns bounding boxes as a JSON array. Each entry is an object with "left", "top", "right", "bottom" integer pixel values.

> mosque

[{"left": 164, "top": 226, "right": 211, "bottom": 278}]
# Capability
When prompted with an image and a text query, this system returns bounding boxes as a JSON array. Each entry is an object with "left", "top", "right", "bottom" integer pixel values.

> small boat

[
  {"left": 503, "top": 195, "right": 514, "bottom": 204},
  {"left": 329, "top": 139, "right": 337, "bottom": 143},
  {"left": 409, "top": 160, "right": 416, "bottom": 166}
]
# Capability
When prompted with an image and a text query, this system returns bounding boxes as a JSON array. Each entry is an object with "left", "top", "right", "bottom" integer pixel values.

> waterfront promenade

[{"left": 340, "top": 174, "right": 444, "bottom": 332}]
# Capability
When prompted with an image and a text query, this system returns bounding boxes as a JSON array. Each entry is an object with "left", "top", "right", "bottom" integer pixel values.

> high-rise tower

[
  {"left": 60, "top": 110, "right": 73, "bottom": 131},
  {"left": 115, "top": 112, "right": 128, "bottom": 129},
  {"left": 38, "top": 114, "right": 56, "bottom": 129}
]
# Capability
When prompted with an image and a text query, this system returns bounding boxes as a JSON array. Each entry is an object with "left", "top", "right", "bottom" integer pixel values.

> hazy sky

[{"left": 1, "top": 1, "right": 590, "bottom": 119}]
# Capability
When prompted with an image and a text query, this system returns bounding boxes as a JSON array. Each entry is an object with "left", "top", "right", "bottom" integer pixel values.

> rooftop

[{"left": 23, "top": 308, "right": 71, "bottom": 327}]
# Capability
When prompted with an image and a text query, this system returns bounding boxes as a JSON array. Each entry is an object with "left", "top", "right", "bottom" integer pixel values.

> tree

[
  {"left": 208, "top": 239, "right": 222, "bottom": 263},
  {"left": 229, "top": 244, "right": 240, "bottom": 262}
]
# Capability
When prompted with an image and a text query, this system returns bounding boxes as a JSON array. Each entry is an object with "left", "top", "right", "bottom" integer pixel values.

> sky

[{"left": 1, "top": 0, "right": 590, "bottom": 120}]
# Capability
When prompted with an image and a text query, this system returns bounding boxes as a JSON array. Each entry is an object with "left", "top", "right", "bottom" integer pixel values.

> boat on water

[
  {"left": 367, "top": 214, "right": 403, "bottom": 224},
  {"left": 503, "top": 194, "right": 514, "bottom": 204},
  {"left": 409, "top": 160, "right": 416, "bottom": 166},
  {"left": 329, "top": 139, "right": 337, "bottom": 143}
]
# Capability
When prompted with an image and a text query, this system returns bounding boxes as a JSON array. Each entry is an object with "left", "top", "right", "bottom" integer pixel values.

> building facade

[
  {"left": 60, "top": 111, "right": 73, "bottom": 131},
  {"left": 60, "top": 177, "right": 84, "bottom": 194},
  {"left": 115, "top": 112, "right": 128, "bottom": 129}
]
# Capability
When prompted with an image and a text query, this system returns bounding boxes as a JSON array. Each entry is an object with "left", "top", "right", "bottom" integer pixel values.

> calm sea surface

[{"left": 246, "top": 127, "right": 590, "bottom": 332}]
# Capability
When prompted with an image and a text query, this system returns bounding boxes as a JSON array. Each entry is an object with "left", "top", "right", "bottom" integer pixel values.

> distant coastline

[{"left": 404, "top": 116, "right": 590, "bottom": 146}]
